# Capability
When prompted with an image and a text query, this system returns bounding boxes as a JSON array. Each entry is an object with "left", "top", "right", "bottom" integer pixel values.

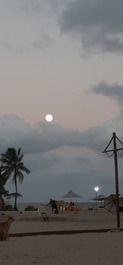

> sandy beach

[
  {"left": 1, "top": 233, "right": 123, "bottom": 265},
  {"left": 0, "top": 209, "right": 123, "bottom": 264}
]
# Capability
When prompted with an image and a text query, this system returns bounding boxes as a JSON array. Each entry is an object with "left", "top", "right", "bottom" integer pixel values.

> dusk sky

[{"left": 1, "top": 0, "right": 123, "bottom": 202}]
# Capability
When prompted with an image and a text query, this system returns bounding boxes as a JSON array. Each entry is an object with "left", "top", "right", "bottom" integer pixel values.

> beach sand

[
  {"left": 1, "top": 232, "right": 123, "bottom": 265},
  {"left": 0, "top": 210, "right": 123, "bottom": 265}
]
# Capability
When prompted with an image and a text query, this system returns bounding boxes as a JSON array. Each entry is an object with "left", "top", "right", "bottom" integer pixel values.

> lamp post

[{"left": 94, "top": 186, "right": 100, "bottom": 211}]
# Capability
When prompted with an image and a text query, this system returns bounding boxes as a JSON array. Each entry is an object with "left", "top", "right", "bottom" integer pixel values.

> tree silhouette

[{"left": 0, "top": 148, "right": 30, "bottom": 210}]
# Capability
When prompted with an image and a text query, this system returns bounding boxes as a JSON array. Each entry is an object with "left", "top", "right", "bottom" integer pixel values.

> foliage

[
  {"left": 0, "top": 148, "right": 30, "bottom": 210},
  {"left": 0, "top": 167, "right": 9, "bottom": 198}
]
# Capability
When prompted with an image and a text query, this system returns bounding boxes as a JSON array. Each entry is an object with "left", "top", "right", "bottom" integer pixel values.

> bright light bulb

[{"left": 94, "top": 186, "right": 99, "bottom": 192}]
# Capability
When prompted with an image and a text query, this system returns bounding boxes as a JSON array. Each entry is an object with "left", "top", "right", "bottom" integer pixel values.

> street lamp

[{"left": 94, "top": 186, "right": 100, "bottom": 211}]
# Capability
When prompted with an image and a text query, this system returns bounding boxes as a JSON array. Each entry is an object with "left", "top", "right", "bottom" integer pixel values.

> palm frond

[
  {"left": 1, "top": 168, "right": 13, "bottom": 181},
  {"left": 19, "top": 165, "right": 30, "bottom": 174},
  {"left": 17, "top": 171, "right": 24, "bottom": 183},
  {"left": 18, "top": 154, "right": 24, "bottom": 162},
  {"left": 17, "top": 148, "right": 21, "bottom": 157}
]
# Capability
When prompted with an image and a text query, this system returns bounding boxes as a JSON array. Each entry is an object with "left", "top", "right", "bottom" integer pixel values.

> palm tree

[
  {"left": 0, "top": 166, "right": 9, "bottom": 209},
  {"left": 0, "top": 148, "right": 30, "bottom": 210},
  {"left": 0, "top": 166, "right": 9, "bottom": 197}
]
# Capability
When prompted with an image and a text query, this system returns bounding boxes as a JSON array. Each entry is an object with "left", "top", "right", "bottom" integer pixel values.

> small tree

[{"left": 0, "top": 148, "right": 30, "bottom": 210}]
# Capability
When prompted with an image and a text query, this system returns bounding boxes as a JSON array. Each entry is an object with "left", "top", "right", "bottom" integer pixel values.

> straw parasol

[
  {"left": 91, "top": 195, "right": 106, "bottom": 201},
  {"left": 104, "top": 194, "right": 123, "bottom": 212},
  {"left": 63, "top": 190, "right": 82, "bottom": 201}
]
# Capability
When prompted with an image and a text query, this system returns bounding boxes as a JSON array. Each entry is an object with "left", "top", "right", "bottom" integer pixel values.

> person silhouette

[{"left": 49, "top": 199, "right": 58, "bottom": 214}]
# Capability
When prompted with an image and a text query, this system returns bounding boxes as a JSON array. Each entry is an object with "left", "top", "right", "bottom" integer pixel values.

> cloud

[
  {"left": 0, "top": 0, "right": 54, "bottom": 53},
  {"left": 19, "top": 0, "right": 42, "bottom": 15},
  {"left": 19, "top": 0, "right": 67, "bottom": 15},
  {"left": 13, "top": 147, "right": 115, "bottom": 202},
  {"left": 91, "top": 81, "right": 123, "bottom": 108},
  {"left": 59, "top": 0, "right": 123, "bottom": 55},
  {"left": 0, "top": 113, "right": 123, "bottom": 156},
  {"left": 90, "top": 81, "right": 123, "bottom": 152},
  {"left": 2, "top": 114, "right": 123, "bottom": 202},
  {"left": 31, "top": 31, "right": 52, "bottom": 50},
  {"left": 0, "top": 114, "right": 112, "bottom": 155}
]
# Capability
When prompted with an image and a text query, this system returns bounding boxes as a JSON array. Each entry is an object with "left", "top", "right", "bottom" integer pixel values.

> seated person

[{"left": 70, "top": 201, "right": 75, "bottom": 206}]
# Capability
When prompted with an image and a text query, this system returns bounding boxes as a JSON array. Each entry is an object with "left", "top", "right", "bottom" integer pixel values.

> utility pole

[{"left": 102, "top": 132, "right": 123, "bottom": 229}]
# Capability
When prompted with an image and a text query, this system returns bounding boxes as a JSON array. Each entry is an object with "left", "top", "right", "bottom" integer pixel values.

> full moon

[{"left": 45, "top": 114, "right": 54, "bottom": 122}]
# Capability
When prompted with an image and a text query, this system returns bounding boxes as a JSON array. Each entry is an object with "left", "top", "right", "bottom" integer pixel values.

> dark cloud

[
  {"left": 0, "top": 114, "right": 111, "bottom": 155},
  {"left": 60, "top": 0, "right": 123, "bottom": 54},
  {"left": 91, "top": 81, "right": 123, "bottom": 106},
  {"left": 2, "top": 114, "right": 123, "bottom": 202}
]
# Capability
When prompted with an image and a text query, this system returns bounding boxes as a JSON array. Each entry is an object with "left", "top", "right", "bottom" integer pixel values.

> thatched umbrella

[
  {"left": 63, "top": 190, "right": 82, "bottom": 202},
  {"left": 91, "top": 195, "right": 106, "bottom": 201},
  {"left": 104, "top": 194, "right": 123, "bottom": 212}
]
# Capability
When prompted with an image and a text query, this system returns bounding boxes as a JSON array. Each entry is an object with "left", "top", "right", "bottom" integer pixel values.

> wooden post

[
  {"left": 112, "top": 132, "right": 120, "bottom": 229},
  {"left": 102, "top": 132, "right": 123, "bottom": 230}
]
